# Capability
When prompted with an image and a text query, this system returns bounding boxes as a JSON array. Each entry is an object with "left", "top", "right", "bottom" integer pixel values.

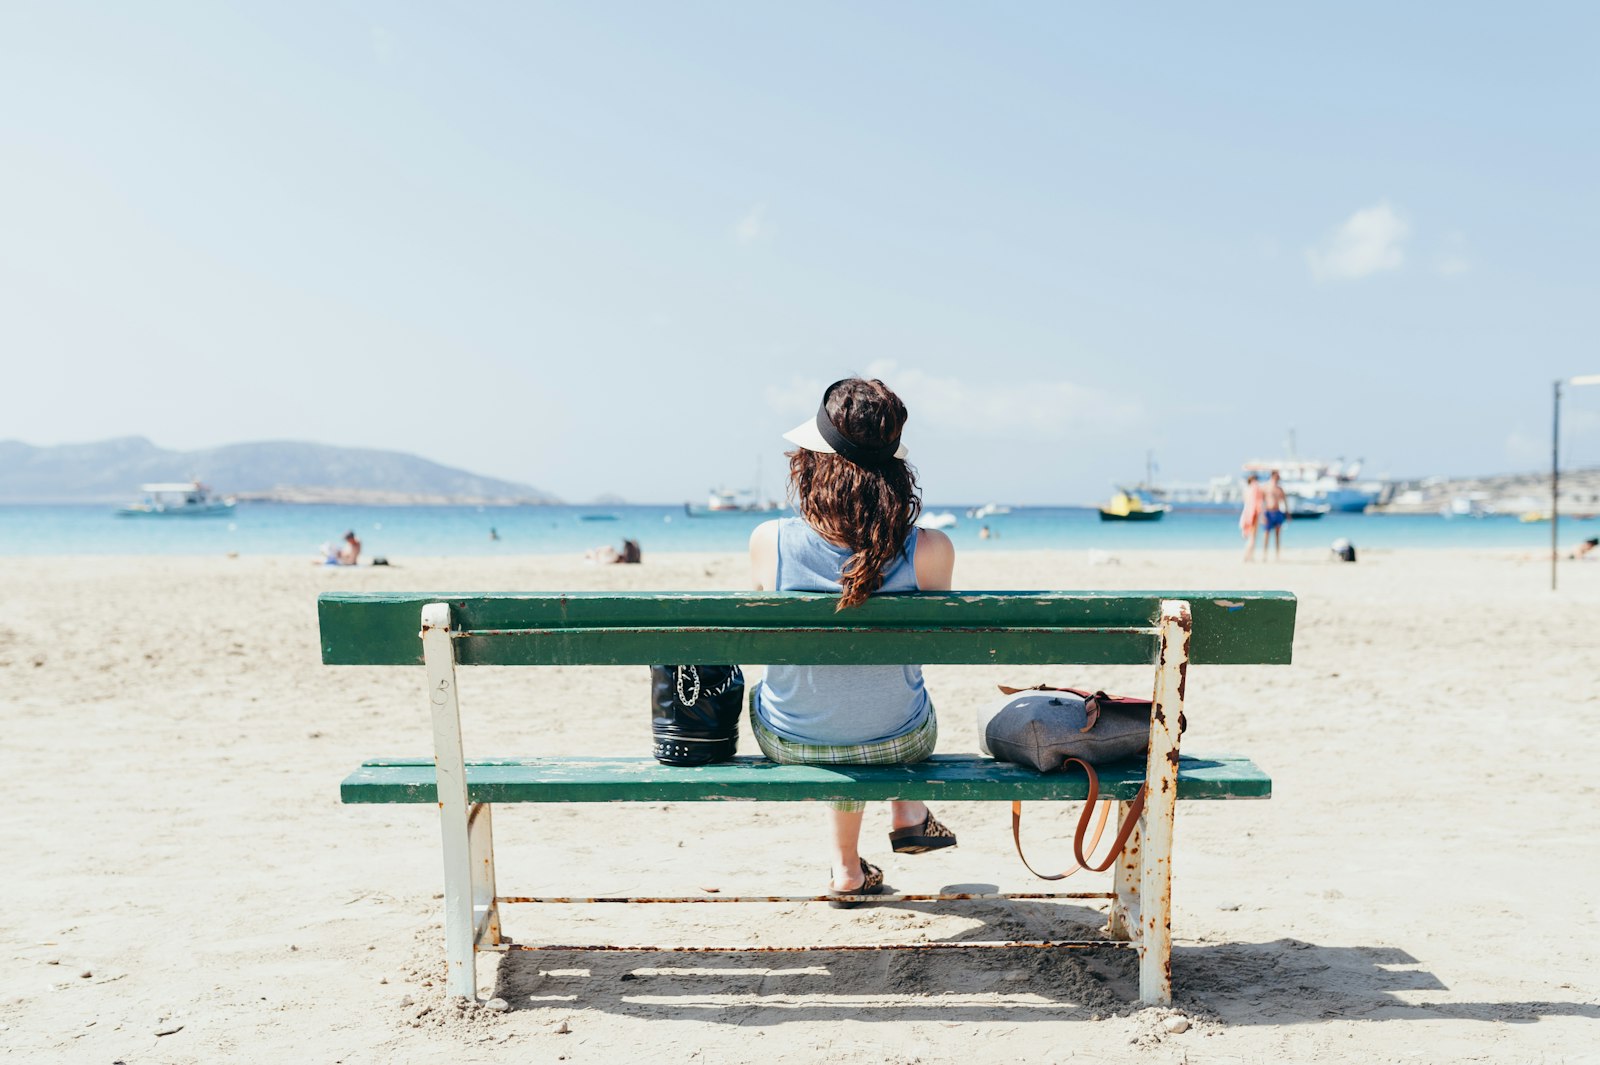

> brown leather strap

[{"left": 1010, "top": 757, "right": 1147, "bottom": 881}]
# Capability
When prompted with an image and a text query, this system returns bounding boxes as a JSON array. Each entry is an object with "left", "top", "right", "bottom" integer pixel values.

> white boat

[
  {"left": 1441, "top": 493, "right": 1491, "bottom": 519},
  {"left": 683, "top": 486, "right": 783, "bottom": 517},
  {"left": 1242, "top": 458, "right": 1386, "bottom": 513},
  {"left": 117, "top": 480, "right": 236, "bottom": 517},
  {"left": 966, "top": 503, "right": 1012, "bottom": 519},
  {"left": 917, "top": 511, "right": 959, "bottom": 530},
  {"left": 1098, "top": 491, "right": 1169, "bottom": 522}
]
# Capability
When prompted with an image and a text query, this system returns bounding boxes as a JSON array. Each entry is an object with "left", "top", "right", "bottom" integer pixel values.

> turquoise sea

[{"left": 1, "top": 503, "right": 1593, "bottom": 557}]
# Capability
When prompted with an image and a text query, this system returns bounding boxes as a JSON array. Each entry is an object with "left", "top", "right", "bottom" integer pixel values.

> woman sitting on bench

[{"left": 748, "top": 377, "right": 958, "bottom": 905}]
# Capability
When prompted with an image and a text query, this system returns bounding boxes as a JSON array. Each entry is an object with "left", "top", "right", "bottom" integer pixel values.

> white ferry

[
  {"left": 1133, "top": 458, "right": 1386, "bottom": 514},
  {"left": 117, "top": 480, "right": 237, "bottom": 517},
  {"left": 1241, "top": 458, "right": 1386, "bottom": 513}
]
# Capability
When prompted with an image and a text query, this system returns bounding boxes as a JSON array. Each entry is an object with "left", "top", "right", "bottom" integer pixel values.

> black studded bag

[{"left": 649, "top": 665, "right": 745, "bottom": 766}]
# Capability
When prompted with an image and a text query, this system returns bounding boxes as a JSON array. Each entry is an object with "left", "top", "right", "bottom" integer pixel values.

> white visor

[{"left": 783, "top": 416, "right": 908, "bottom": 461}]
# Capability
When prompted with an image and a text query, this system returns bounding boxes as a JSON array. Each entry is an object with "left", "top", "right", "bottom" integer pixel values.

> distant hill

[{"left": 0, "top": 437, "right": 561, "bottom": 504}]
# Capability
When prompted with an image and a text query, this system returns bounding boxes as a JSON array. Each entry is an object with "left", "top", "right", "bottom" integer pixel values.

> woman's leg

[
  {"left": 829, "top": 802, "right": 929, "bottom": 887},
  {"left": 889, "top": 800, "right": 930, "bottom": 830},
  {"left": 828, "top": 808, "right": 868, "bottom": 890},
  {"left": 753, "top": 708, "right": 944, "bottom": 888}
]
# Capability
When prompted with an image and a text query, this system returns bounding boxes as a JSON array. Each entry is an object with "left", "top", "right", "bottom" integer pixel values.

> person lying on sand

[
  {"left": 1518, "top": 537, "right": 1598, "bottom": 561},
  {"left": 584, "top": 539, "right": 641, "bottom": 564},
  {"left": 337, "top": 531, "right": 361, "bottom": 566}
]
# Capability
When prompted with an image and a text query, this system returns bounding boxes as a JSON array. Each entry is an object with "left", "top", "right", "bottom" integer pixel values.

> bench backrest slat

[{"left": 318, "top": 591, "right": 1296, "bottom": 666}]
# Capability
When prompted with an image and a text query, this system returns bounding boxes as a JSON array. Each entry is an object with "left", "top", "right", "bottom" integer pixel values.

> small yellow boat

[{"left": 1098, "top": 491, "right": 1170, "bottom": 522}]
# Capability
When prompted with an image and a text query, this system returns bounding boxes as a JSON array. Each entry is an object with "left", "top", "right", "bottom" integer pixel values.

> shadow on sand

[{"left": 485, "top": 889, "right": 1599, "bottom": 1027}]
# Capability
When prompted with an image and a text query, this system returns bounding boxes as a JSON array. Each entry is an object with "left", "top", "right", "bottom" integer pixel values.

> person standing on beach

[
  {"left": 1261, "top": 470, "right": 1289, "bottom": 560},
  {"left": 1240, "top": 473, "right": 1263, "bottom": 561},
  {"left": 748, "top": 377, "right": 957, "bottom": 904}
]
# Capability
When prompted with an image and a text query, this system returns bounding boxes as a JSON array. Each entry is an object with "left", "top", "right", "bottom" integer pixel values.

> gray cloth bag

[{"left": 978, "top": 686, "right": 1153, "bottom": 772}]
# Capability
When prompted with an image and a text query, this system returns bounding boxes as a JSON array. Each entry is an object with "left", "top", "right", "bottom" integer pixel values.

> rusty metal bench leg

[
  {"left": 1108, "top": 800, "right": 1142, "bottom": 943},
  {"left": 1138, "top": 599, "right": 1190, "bottom": 1005}
]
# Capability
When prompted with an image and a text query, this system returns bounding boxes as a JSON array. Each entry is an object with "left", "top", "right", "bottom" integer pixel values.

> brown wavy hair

[{"left": 787, "top": 378, "right": 922, "bottom": 610}]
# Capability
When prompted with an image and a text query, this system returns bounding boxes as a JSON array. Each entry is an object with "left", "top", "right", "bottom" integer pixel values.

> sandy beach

[{"left": 3, "top": 546, "right": 1598, "bottom": 1064}]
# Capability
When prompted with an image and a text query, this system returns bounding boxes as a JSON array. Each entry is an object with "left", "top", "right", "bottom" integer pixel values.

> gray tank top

[{"left": 753, "top": 518, "right": 931, "bottom": 745}]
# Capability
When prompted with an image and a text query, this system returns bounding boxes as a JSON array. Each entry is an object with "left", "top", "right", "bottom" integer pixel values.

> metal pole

[{"left": 1552, "top": 380, "right": 1561, "bottom": 592}]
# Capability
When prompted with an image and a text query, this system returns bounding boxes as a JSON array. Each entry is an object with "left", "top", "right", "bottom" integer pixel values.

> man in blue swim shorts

[{"left": 1262, "top": 470, "right": 1289, "bottom": 559}]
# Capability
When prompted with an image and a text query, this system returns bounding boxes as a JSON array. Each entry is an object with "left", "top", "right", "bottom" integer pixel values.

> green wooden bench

[{"left": 320, "top": 590, "right": 1296, "bottom": 1006}]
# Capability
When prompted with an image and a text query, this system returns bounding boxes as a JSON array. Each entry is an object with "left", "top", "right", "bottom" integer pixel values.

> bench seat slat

[{"left": 340, "top": 754, "right": 1270, "bottom": 805}]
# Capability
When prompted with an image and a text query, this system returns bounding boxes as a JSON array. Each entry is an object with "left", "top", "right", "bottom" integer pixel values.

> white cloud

[
  {"left": 1306, "top": 202, "right": 1409, "bottom": 281},
  {"left": 764, "top": 361, "right": 1140, "bottom": 441},
  {"left": 763, "top": 374, "right": 829, "bottom": 419},
  {"left": 371, "top": 27, "right": 399, "bottom": 62},
  {"left": 734, "top": 204, "right": 771, "bottom": 245},
  {"left": 1436, "top": 230, "right": 1472, "bottom": 276}
]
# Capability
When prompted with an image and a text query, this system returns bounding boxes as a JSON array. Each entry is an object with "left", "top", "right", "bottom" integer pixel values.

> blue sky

[{"left": 3, "top": 3, "right": 1598, "bottom": 503}]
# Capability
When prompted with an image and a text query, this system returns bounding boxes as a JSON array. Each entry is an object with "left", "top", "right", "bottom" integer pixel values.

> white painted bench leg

[
  {"left": 1108, "top": 800, "right": 1142, "bottom": 943},
  {"left": 1139, "top": 599, "right": 1190, "bottom": 1006},
  {"left": 469, "top": 802, "right": 500, "bottom": 949},
  {"left": 423, "top": 602, "right": 477, "bottom": 1001}
]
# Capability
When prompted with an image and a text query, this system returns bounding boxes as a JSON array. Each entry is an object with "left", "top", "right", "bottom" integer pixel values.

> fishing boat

[
  {"left": 1098, "top": 491, "right": 1169, "bottom": 522},
  {"left": 1116, "top": 452, "right": 1238, "bottom": 514},
  {"left": 116, "top": 481, "right": 236, "bottom": 517},
  {"left": 1134, "top": 476, "right": 1242, "bottom": 513}
]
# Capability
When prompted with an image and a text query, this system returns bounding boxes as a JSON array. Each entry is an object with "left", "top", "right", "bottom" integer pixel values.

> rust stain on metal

[
  {"left": 1165, "top": 749, "right": 1180, "bottom": 768},
  {"left": 497, "top": 891, "right": 1113, "bottom": 905},
  {"left": 504, "top": 940, "right": 1130, "bottom": 954}
]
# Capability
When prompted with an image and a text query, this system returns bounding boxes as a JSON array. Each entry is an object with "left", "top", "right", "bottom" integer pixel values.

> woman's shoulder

[
  {"left": 749, "top": 519, "right": 783, "bottom": 551},
  {"left": 912, "top": 527, "right": 954, "bottom": 590},
  {"left": 914, "top": 526, "right": 954, "bottom": 557}
]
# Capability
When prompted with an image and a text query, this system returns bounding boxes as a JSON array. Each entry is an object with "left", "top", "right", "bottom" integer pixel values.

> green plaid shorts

[{"left": 750, "top": 699, "right": 938, "bottom": 813}]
